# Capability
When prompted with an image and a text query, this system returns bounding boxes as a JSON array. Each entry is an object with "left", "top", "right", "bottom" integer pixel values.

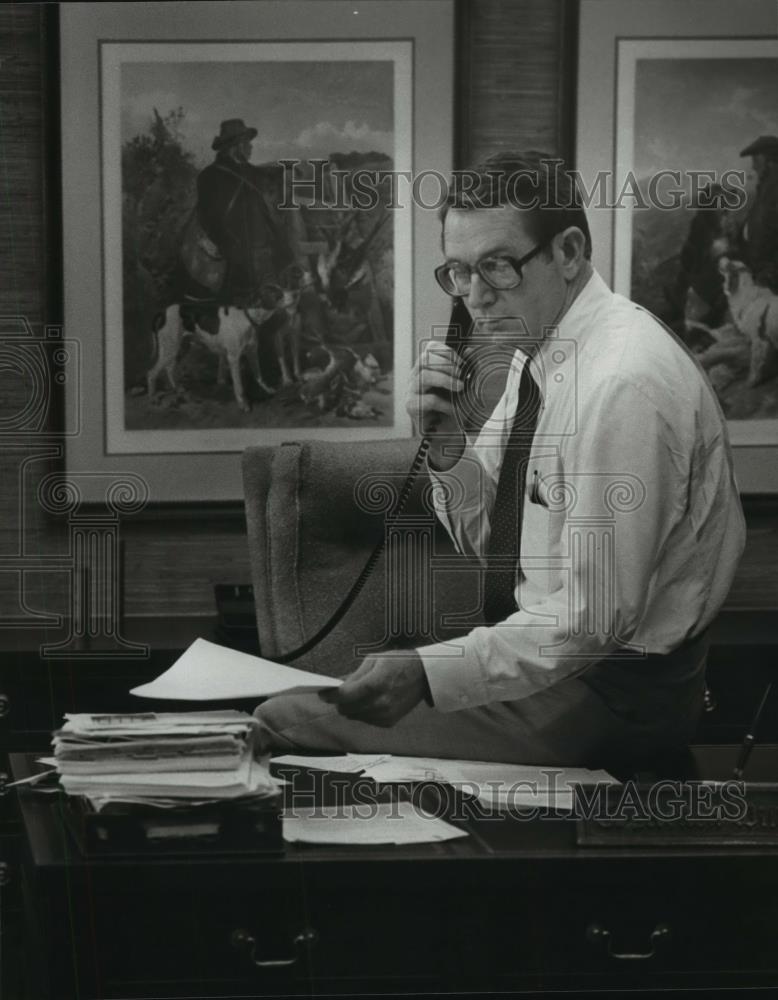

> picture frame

[
  {"left": 59, "top": 1, "right": 455, "bottom": 503},
  {"left": 576, "top": 0, "right": 778, "bottom": 493}
]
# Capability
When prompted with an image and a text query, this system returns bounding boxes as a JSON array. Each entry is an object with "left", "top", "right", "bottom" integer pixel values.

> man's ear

[{"left": 554, "top": 227, "right": 587, "bottom": 277}]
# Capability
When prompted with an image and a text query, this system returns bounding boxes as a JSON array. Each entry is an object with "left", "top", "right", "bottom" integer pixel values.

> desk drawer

[
  {"left": 458, "top": 859, "right": 778, "bottom": 991},
  {"left": 300, "top": 862, "right": 459, "bottom": 993},
  {"left": 544, "top": 891, "right": 778, "bottom": 988},
  {"left": 32, "top": 862, "right": 459, "bottom": 998},
  {"left": 33, "top": 867, "right": 315, "bottom": 999}
]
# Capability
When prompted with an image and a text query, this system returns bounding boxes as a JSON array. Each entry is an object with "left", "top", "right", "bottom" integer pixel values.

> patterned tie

[{"left": 482, "top": 360, "right": 542, "bottom": 625}]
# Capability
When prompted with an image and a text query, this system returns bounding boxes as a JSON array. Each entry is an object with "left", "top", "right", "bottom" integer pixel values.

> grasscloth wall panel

[
  {"left": 0, "top": 6, "right": 43, "bottom": 321},
  {"left": 457, "top": 0, "right": 572, "bottom": 165},
  {"left": 0, "top": 1, "right": 774, "bottom": 622},
  {"left": 0, "top": 5, "right": 64, "bottom": 625}
]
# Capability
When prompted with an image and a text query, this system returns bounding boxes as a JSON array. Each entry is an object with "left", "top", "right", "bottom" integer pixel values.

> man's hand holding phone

[{"left": 406, "top": 340, "right": 471, "bottom": 471}]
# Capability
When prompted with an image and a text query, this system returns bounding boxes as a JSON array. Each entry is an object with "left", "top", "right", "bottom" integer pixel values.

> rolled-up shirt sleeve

[{"left": 418, "top": 375, "right": 689, "bottom": 711}]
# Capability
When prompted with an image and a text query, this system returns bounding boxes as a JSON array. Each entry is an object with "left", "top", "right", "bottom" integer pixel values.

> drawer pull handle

[
  {"left": 0, "top": 693, "right": 9, "bottom": 719},
  {"left": 231, "top": 927, "right": 317, "bottom": 968},
  {"left": 586, "top": 921, "right": 670, "bottom": 960}
]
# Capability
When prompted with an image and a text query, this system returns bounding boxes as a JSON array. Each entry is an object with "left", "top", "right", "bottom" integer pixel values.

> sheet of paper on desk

[
  {"left": 274, "top": 755, "right": 454, "bottom": 782},
  {"left": 362, "top": 757, "right": 454, "bottom": 782},
  {"left": 440, "top": 762, "right": 619, "bottom": 813},
  {"left": 361, "top": 757, "right": 617, "bottom": 787},
  {"left": 271, "top": 753, "right": 392, "bottom": 774},
  {"left": 129, "top": 638, "right": 342, "bottom": 701},
  {"left": 282, "top": 800, "right": 468, "bottom": 845},
  {"left": 268, "top": 754, "right": 617, "bottom": 789},
  {"left": 280, "top": 755, "right": 618, "bottom": 812}
]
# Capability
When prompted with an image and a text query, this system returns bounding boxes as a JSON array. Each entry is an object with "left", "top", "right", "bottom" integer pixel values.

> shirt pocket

[{"left": 520, "top": 454, "right": 557, "bottom": 593}]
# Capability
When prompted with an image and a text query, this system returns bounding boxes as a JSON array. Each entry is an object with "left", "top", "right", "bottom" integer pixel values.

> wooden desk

[{"left": 11, "top": 753, "right": 778, "bottom": 999}]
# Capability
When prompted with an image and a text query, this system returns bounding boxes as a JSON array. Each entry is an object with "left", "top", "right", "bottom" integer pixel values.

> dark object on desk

[
  {"left": 59, "top": 790, "right": 283, "bottom": 857},
  {"left": 576, "top": 781, "right": 778, "bottom": 847}
]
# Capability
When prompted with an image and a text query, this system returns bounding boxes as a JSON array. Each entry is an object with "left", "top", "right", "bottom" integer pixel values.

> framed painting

[
  {"left": 576, "top": 0, "right": 778, "bottom": 493},
  {"left": 60, "top": 1, "right": 454, "bottom": 502}
]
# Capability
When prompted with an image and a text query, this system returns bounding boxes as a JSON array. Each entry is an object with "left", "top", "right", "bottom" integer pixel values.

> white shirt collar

[
  {"left": 524, "top": 267, "right": 612, "bottom": 393},
  {"left": 555, "top": 267, "right": 612, "bottom": 344}
]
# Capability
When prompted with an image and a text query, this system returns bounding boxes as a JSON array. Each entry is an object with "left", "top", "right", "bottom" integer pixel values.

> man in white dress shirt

[{"left": 255, "top": 152, "right": 746, "bottom": 770}]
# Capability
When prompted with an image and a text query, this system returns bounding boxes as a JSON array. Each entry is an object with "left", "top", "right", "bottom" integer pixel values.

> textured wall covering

[
  {"left": 0, "top": 4, "right": 67, "bottom": 623},
  {"left": 456, "top": 0, "right": 575, "bottom": 166}
]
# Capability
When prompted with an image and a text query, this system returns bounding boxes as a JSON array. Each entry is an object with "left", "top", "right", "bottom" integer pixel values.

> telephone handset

[
  {"left": 445, "top": 296, "right": 474, "bottom": 360},
  {"left": 273, "top": 301, "right": 473, "bottom": 663}
]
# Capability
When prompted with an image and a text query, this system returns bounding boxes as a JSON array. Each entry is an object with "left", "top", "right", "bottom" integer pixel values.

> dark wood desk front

[{"left": 11, "top": 753, "right": 778, "bottom": 999}]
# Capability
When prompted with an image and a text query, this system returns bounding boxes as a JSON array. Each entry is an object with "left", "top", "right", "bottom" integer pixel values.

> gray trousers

[{"left": 254, "top": 632, "right": 709, "bottom": 772}]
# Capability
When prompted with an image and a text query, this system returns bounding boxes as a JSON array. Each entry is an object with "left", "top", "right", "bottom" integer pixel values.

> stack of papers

[
  {"left": 52, "top": 711, "right": 283, "bottom": 811},
  {"left": 54, "top": 711, "right": 254, "bottom": 774}
]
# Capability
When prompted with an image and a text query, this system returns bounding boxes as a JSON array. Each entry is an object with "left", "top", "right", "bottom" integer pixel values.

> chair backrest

[{"left": 242, "top": 439, "right": 482, "bottom": 675}]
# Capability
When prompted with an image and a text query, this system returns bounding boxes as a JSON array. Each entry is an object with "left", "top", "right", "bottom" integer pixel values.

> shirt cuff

[{"left": 416, "top": 636, "right": 489, "bottom": 713}]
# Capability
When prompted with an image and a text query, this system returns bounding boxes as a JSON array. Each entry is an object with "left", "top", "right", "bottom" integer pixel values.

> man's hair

[{"left": 439, "top": 150, "right": 593, "bottom": 260}]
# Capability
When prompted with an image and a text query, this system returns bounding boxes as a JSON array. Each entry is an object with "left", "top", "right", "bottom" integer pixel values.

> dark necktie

[{"left": 482, "top": 361, "right": 541, "bottom": 625}]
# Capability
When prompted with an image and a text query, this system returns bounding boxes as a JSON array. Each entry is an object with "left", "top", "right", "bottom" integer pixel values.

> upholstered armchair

[{"left": 242, "top": 439, "right": 482, "bottom": 678}]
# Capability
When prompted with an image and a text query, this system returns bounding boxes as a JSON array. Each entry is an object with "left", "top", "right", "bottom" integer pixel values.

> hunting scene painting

[
  {"left": 614, "top": 40, "right": 778, "bottom": 442},
  {"left": 102, "top": 41, "right": 412, "bottom": 453}
]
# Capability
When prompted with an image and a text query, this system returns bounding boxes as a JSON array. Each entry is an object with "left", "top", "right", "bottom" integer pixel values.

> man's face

[
  {"left": 442, "top": 205, "right": 567, "bottom": 349},
  {"left": 232, "top": 138, "right": 253, "bottom": 162}
]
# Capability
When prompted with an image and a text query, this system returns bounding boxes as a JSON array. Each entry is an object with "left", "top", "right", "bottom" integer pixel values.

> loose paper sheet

[
  {"left": 364, "top": 759, "right": 618, "bottom": 813},
  {"left": 270, "top": 754, "right": 619, "bottom": 813},
  {"left": 282, "top": 800, "right": 468, "bottom": 845},
  {"left": 129, "top": 638, "right": 342, "bottom": 701},
  {"left": 272, "top": 753, "right": 392, "bottom": 774}
]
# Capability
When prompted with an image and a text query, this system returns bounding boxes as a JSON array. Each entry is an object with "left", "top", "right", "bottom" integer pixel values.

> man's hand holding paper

[{"left": 318, "top": 650, "right": 431, "bottom": 727}]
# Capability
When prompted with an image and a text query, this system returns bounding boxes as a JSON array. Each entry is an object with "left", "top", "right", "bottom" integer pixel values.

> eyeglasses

[{"left": 434, "top": 244, "right": 544, "bottom": 297}]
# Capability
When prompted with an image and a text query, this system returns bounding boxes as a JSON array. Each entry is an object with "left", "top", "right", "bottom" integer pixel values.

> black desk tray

[
  {"left": 576, "top": 781, "right": 778, "bottom": 847},
  {"left": 58, "top": 790, "right": 283, "bottom": 858}
]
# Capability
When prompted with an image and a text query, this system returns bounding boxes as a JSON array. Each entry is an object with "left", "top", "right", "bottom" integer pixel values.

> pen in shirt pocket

[{"left": 529, "top": 469, "right": 543, "bottom": 505}]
